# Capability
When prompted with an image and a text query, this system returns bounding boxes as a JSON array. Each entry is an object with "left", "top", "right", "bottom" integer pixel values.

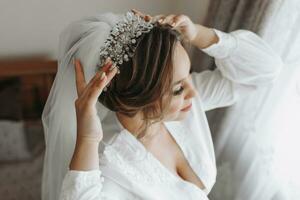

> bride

[{"left": 41, "top": 9, "right": 283, "bottom": 200}]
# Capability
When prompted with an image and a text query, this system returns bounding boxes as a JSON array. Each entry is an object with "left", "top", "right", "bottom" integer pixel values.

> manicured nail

[
  {"left": 108, "top": 63, "right": 116, "bottom": 71},
  {"left": 106, "top": 57, "right": 111, "bottom": 64},
  {"left": 145, "top": 15, "right": 151, "bottom": 22},
  {"left": 108, "top": 66, "right": 115, "bottom": 71},
  {"left": 105, "top": 57, "right": 111, "bottom": 64},
  {"left": 102, "top": 62, "right": 113, "bottom": 72},
  {"left": 100, "top": 72, "right": 106, "bottom": 80}
]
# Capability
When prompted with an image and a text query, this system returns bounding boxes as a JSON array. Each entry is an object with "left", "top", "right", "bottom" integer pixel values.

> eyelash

[
  {"left": 172, "top": 69, "right": 192, "bottom": 96},
  {"left": 173, "top": 86, "right": 184, "bottom": 96}
]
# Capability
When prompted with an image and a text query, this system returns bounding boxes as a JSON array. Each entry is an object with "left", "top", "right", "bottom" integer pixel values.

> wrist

[
  {"left": 76, "top": 131, "right": 103, "bottom": 144},
  {"left": 75, "top": 138, "right": 100, "bottom": 149},
  {"left": 77, "top": 136, "right": 101, "bottom": 145},
  {"left": 190, "top": 24, "right": 202, "bottom": 45},
  {"left": 191, "top": 25, "right": 219, "bottom": 49},
  {"left": 70, "top": 138, "right": 100, "bottom": 171}
]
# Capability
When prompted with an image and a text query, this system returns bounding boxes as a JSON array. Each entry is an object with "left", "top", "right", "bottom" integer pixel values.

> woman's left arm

[
  {"left": 190, "top": 27, "right": 284, "bottom": 111},
  {"left": 132, "top": 10, "right": 284, "bottom": 111}
]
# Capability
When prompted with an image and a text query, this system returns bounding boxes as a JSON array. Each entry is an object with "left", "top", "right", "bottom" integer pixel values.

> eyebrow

[{"left": 172, "top": 64, "right": 192, "bottom": 86}]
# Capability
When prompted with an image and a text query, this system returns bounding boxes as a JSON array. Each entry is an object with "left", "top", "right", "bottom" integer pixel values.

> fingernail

[
  {"left": 117, "top": 67, "right": 120, "bottom": 74},
  {"left": 72, "top": 58, "right": 76, "bottom": 65},
  {"left": 109, "top": 63, "right": 117, "bottom": 71},
  {"left": 145, "top": 15, "right": 151, "bottom": 22},
  {"left": 158, "top": 19, "right": 163, "bottom": 23},
  {"left": 171, "top": 22, "right": 176, "bottom": 26},
  {"left": 100, "top": 72, "right": 106, "bottom": 80},
  {"left": 102, "top": 62, "right": 113, "bottom": 72},
  {"left": 108, "top": 65, "right": 115, "bottom": 71},
  {"left": 105, "top": 57, "right": 111, "bottom": 64}
]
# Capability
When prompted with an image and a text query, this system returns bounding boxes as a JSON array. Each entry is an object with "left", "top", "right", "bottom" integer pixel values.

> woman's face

[{"left": 163, "top": 41, "right": 197, "bottom": 121}]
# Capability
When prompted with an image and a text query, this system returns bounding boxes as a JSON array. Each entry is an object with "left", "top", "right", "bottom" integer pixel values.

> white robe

[{"left": 58, "top": 28, "right": 283, "bottom": 200}]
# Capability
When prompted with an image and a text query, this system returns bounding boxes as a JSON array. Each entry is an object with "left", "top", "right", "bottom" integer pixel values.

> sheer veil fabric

[{"left": 41, "top": 12, "right": 123, "bottom": 200}]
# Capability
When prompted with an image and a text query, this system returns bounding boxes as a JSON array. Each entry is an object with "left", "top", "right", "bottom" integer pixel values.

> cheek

[{"left": 165, "top": 97, "right": 184, "bottom": 117}]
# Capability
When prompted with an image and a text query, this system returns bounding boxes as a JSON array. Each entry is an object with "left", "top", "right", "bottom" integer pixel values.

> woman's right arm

[
  {"left": 59, "top": 168, "right": 135, "bottom": 200},
  {"left": 69, "top": 56, "right": 117, "bottom": 171},
  {"left": 60, "top": 139, "right": 136, "bottom": 199},
  {"left": 58, "top": 58, "right": 120, "bottom": 200},
  {"left": 59, "top": 169, "right": 104, "bottom": 200}
]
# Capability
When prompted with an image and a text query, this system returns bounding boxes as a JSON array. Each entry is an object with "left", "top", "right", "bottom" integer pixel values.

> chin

[
  {"left": 164, "top": 104, "right": 192, "bottom": 121},
  {"left": 177, "top": 111, "right": 189, "bottom": 120},
  {"left": 166, "top": 110, "right": 190, "bottom": 122}
]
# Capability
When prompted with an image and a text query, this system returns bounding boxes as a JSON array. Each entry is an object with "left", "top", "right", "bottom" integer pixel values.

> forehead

[{"left": 172, "top": 42, "right": 191, "bottom": 83}]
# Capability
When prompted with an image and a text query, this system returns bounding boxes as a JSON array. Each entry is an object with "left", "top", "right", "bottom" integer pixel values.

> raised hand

[
  {"left": 74, "top": 57, "right": 118, "bottom": 143},
  {"left": 131, "top": 9, "right": 219, "bottom": 49},
  {"left": 131, "top": 9, "right": 198, "bottom": 43}
]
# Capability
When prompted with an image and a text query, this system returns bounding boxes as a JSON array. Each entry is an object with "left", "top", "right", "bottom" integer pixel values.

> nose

[{"left": 184, "top": 79, "right": 197, "bottom": 100}]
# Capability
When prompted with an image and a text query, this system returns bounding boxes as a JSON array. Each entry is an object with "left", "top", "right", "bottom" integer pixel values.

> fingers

[
  {"left": 131, "top": 9, "right": 152, "bottom": 22},
  {"left": 105, "top": 64, "right": 118, "bottom": 84},
  {"left": 158, "top": 14, "right": 177, "bottom": 27},
  {"left": 80, "top": 58, "right": 112, "bottom": 97},
  {"left": 130, "top": 9, "right": 184, "bottom": 28},
  {"left": 158, "top": 14, "right": 186, "bottom": 28},
  {"left": 88, "top": 64, "right": 118, "bottom": 105},
  {"left": 131, "top": 9, "right": 187, "bottom": 28},
  {"left": 162, "top": 14, "right": 176, "bottom": 25},
  {"left": 172, "top": 15, "right": 187, "bottom": 27},
  {"left": 152, "top": 14, "right": 165, "bottom": 23},
  {"left": 74, "top": 58, "right": 87, "bottom": 96},
  {"left": 74, "top": 57, "right": 118, "bottom": 106},
  {"left": 131, "top": 9, "right": 145, "bottom": 18},
  {"left": 87, "top": 58, "right": 112, "bottom": 85}
]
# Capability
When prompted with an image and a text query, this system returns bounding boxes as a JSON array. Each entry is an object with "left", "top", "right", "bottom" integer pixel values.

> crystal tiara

[{"left": 96, "top": 10, "right": 155, "bottom": 73}]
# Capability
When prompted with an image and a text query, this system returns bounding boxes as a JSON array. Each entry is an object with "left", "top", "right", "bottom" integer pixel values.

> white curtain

[{"left": 209, "top": 0, "right": 300, "bottom": 199}]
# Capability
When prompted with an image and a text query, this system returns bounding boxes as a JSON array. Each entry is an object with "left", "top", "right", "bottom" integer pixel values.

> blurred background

[{"left": 0, "top": 0, "right": 299, "bottom": 199}]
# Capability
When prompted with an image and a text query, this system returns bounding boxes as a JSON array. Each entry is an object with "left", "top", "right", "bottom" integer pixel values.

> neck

[{"left": 116, "top": 111, "right": 163, "bottom": 142}]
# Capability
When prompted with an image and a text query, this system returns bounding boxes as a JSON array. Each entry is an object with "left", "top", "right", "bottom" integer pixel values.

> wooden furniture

[{"left": 0, "top": 59, "right": 57, "bottom": 119}]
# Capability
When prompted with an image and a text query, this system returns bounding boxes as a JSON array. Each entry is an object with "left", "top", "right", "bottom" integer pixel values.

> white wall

[
  {"left": 173, "top": 0, "right": 209, "bottom": 25},
  {"left": 0, "top": 0, "right": 209, "bottom": 60}
]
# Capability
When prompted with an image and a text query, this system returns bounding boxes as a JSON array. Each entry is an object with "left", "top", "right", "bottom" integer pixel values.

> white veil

[{"left": 41, "top": 11, "right": 124, "bottom": 200}]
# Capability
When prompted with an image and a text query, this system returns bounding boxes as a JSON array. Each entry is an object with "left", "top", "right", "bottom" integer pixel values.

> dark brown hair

[{"left": 98, "top": 23, "right": 188, "bottom": 138}]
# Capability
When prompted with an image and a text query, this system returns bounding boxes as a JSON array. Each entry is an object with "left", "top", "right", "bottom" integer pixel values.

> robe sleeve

[
  {"left": 59, "top": 169, "right": 135, "bottom": 200},
  {"left": 191, "top": 28, "right": 284, "bottom": 111}
]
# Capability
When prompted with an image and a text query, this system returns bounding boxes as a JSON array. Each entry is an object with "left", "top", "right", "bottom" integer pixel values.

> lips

[{"left": 181, "top": 103, "right": 192, "bottom": 112}]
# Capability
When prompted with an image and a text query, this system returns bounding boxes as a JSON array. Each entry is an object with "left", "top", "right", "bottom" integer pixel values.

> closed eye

[{"left": 173, "top": 86, "right": 184, "bottom": 96}]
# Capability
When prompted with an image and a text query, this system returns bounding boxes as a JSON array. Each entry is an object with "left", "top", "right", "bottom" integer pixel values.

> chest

[{"left": 141, "top": 127, "right": 206, "bottom": 190}]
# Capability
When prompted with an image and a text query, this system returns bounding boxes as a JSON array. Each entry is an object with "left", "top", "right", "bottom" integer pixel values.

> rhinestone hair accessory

[{"left": 96, "top": 11, "right": 155, "bottom": 73}]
